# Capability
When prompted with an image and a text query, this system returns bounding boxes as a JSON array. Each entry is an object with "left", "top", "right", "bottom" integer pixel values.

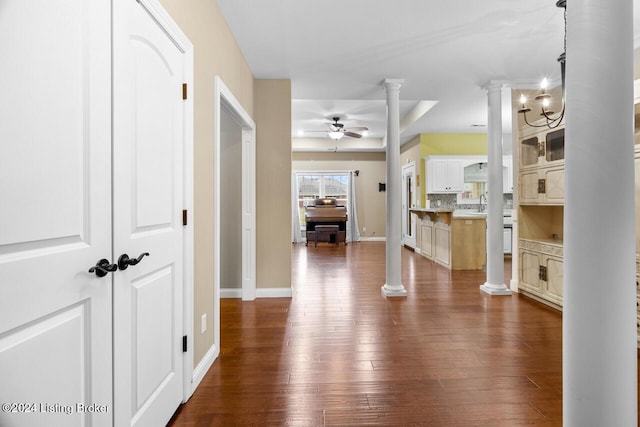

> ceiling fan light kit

[{"left": 328, "top": 130, "right": 344, "bottom": 140}]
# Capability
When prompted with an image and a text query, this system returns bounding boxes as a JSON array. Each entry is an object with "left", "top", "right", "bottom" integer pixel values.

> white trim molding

[
  {"left": 190, "top": 344, "right": 218, "bottom": 396},
  {"left": 360, "top": 237, "right": 386, "bottom": 242},
  {"left": 256, "top": 287, "right": 293, "bottom": 298},
  {"left": 220, "top": 288, "right": 242, "bottom": 299}
]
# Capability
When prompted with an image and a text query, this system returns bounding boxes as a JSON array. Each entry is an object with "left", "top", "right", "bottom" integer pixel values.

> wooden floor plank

[{"left": 167, "top": 242, "right": 633, "bottom": 426}]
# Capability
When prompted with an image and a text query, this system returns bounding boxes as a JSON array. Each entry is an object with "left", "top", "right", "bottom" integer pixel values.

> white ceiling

[{"left": 217, "top": 0, "right": 640, "bottom": 151}]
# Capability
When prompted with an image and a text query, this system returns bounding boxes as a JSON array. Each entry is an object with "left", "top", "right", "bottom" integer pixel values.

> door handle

[
  {"left": 89, "top": 259, "right": 118, "bottom": 277},
  {"left": 117, "top": 252, "right": 150, "bottom": 270}
]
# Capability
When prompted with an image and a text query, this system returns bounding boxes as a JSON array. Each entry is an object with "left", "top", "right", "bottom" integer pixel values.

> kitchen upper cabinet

[{"left": 426, "top": 157, "right": 463, "bottom": 193}]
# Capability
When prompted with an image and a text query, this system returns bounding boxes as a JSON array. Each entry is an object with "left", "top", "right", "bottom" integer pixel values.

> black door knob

[
  {"left": 89, "top": 259, "right": 118, "bottom": 277},
  {"left": 117, "top": 252, "right": 150, "bottom": 270}
]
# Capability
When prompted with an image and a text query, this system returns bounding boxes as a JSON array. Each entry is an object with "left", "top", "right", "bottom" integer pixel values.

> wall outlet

[
  {"left": 362, "top": 226, "right": 366, "bottom": 232},
  {"left": 201, "top": 313, "right": 207, "bottom": 334}
]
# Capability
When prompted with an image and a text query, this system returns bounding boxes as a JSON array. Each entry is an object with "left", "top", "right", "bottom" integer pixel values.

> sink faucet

[{"left": 479, "top": 193, "right": 487, "bottom": 212}]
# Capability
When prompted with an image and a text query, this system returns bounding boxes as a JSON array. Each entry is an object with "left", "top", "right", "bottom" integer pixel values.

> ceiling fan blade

[
  {"left": 344, "top": 131, "right": 362, "bottom": 139},
  {"left": 328, "top": 124, "right": 340, "bottom": 132},
  {"left": 344, "top": 126, "right": 368, "bottom": 132}
]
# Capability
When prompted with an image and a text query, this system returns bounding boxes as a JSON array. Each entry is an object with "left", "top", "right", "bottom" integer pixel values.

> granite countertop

[
  {"left": 451, "top": 210, "right": 487, "bottom": 219},
  {"left": 409, "top": 208, "right": 453, "bottom": 213}
]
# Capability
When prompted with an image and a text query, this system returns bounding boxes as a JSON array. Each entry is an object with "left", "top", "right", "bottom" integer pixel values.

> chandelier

[{"left": 518, "top": 0, "right": 566, "bottom": 129}]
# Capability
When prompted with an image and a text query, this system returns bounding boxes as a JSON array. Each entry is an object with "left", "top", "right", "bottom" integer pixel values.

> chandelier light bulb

[
  {"left": 519, "top": 94, "right": 527, "bottom": 105},
  {"left": 540, "top": 78, "right": 549, "bottom": 90},
  {"left": 542, "top": 98, "right": 550, "bottom": 108}
]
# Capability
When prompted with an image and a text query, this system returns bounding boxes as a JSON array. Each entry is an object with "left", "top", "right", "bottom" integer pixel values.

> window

[{"left": 296, "top": 173, "right": 348, "bottom": 231}]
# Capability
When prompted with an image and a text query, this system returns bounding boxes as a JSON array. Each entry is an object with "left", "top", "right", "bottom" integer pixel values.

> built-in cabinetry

[
  {"left": 517, "top": 124, "right": 565, "bottom": 308},
  {"left": 519, "top": 238, "right": 563, "bottom": 307},
  {"left": 413, "top": 209, "right": 486, "bottom": 270},
  {"left": 518, "top": 127, "right": 565, "bottom": 204}
]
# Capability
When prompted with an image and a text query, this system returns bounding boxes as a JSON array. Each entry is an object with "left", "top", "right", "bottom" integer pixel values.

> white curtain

[
  {"left": 291, "top": 172, "right": 303, "bottom": 243},
  {"left": 346, "top": 171, "right": 360, "bottom": 243}
]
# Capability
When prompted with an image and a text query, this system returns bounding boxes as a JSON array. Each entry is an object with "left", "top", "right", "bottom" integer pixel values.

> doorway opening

[
  {"left": 402, "top": 162, "right": 417, "bottom": 248},
  {"left": 213, "top": 77, "right": 256, "bottom": 358}
]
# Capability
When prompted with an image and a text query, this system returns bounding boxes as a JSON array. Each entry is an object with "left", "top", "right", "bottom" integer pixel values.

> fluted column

[
  {"left": 480, "top": 81, "right": 511, "bottom": 296},
  {"left": 563, "top": 0, "right": 636, "bottom": 424},
  {"left": 381, "top": 78, "right": 407, "bottom": 297}
]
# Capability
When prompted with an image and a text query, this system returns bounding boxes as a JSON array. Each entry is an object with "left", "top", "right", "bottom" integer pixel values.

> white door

[
  {"left": 0, "top": 2, "right": 113, "bottom": 427},
  {"left": 402, "top": 162, "right": 417, "bottom": 248},
  {"left": 112, "top": 1, "right": 187, "bottom": 426}
]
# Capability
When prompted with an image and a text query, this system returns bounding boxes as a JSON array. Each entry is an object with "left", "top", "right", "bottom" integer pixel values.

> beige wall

[
  {"left": 158, "top": 0, "right": 256, "bottom": 367},
  {"left": 255, "top": 80, "right": 292, "bottom": 288},
  {"left": 292, "top": 152, "right": 387, "bottom": 238}
]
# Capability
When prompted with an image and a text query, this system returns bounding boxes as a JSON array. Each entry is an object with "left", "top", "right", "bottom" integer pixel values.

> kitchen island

[{"left": 411, "top": 208, "right": 487, "bottom": 270}]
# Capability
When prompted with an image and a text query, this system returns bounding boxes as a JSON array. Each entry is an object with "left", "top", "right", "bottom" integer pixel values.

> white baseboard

[
  {"left": 222, "top": 287, "right": 293, "bottom": 298},
  {"left": 220, "top": 288, "right": 242, "bottom": 298},
  {"left": 256, "top": 287, "right": 293, "bottom": 298},
  {"left": 190, "top": 343, "right": 218, "bottom": 396},
  {"left": 359, "top": 237, "right": 386, "bottom": 242}
]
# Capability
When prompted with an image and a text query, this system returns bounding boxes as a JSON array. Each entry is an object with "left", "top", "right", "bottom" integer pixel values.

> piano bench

[{"left": 313, "top": 225, "right": 340, "bottom": 247}]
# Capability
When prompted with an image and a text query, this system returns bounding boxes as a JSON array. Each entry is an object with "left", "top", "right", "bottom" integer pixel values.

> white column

[
  {"left": 381, "top": 78, "right": 407, "bottom": 297},
  {"left": 564, "top": 1, "right": 636, "bottom": 425},
  {"left": 480, "top": 81, "right": 511, "bottom": 295}
]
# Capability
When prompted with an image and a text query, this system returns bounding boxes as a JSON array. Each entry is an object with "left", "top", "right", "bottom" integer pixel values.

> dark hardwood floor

[{"left": 170, "top": 242, "right": 566, "bottom": 426}]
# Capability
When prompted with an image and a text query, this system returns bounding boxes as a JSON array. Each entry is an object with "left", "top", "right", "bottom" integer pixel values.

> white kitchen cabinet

[{"left": 426, "top": 157, "right": 464, "bottom": 193}]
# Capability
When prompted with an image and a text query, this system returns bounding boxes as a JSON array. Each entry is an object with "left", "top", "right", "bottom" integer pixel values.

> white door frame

[
  {"left": 213, "top": 76, "right": 257, "bottom": 355},
  {"left": 402, "top": 161, "right": 417, "bottom": 248}
]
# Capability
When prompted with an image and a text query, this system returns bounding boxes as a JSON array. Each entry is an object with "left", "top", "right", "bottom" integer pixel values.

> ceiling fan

[
  {"left": 304, "top": 116, "right": 368, "bottom": 140},
  {"left": 326, "top": 117, "right": 368, "bottom": 140}
]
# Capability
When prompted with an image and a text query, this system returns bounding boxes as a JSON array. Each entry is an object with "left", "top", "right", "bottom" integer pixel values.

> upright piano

[{"left": 304, "top": 198, "right": 348, "bottom": 246}]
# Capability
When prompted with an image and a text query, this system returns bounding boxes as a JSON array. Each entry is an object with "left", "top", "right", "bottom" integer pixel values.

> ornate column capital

[
  {"left": 481, "top": 80, "right": 507, "bottom": 93},
  {"left": 382, "top": 78, "right": 404, "bottom": 92}
]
